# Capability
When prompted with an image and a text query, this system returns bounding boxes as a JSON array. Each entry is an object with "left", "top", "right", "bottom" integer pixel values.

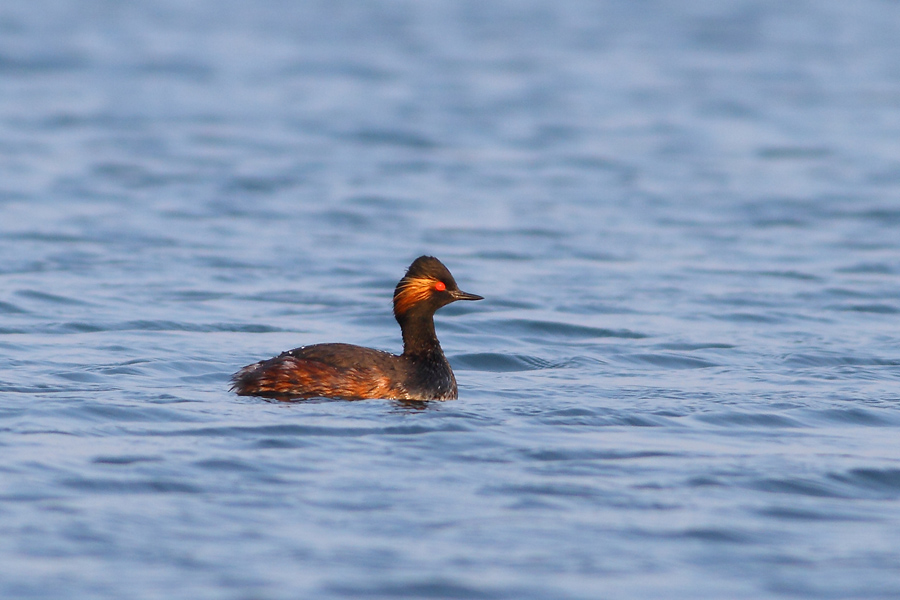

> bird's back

[{"left": 231, "top": 343, "right": 414, "bottom": 400}]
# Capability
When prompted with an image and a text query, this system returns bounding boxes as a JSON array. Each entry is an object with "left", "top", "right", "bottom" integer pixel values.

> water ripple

[
  {"left": 830, "top": 468, "right": 900, "bottom": 498},
  {"left": 452, "top": 353, "right": 552, "bottom": 372},
  {"left": 0, "top": 301, "right": 28, "bottom": 314},
  {"left": 327, "top": 579, "right": 504, "bottom": 600},
  {"left": 62, "top": 477, "right": 200, "bottom": 494},
  {"left": 751, "top": 478, "right": 848, "bottom": 499},
  {"left": 622, "top": 353, "right": 720, "bottom": 369},
  {"left": 149, "top": 423, "right": 472, "bottom": 438},
  {"left": 497, "top": 319, "right": 646, "bottom": 340}
]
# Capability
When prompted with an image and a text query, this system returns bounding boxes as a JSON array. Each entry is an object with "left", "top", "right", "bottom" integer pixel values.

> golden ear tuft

[{"left": 394, "top": 277, "right": 437, "bottom": 315}]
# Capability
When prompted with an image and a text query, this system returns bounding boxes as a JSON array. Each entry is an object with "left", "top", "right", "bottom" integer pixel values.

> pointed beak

[{"left": 450, "top": 290, "right": 483, "bottom": 302}]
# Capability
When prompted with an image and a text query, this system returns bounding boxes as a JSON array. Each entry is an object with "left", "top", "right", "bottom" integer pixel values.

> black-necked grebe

[{"left": 230, "top": 256, "right": 482, "bottom": 400}]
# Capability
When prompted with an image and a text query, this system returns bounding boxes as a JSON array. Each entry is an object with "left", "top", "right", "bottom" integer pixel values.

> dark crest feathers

[{"left": 402, "top": 256, "right": 455, "bottom": 286}]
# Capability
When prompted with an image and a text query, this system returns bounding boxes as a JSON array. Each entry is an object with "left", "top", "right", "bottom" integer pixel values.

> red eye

[{"left": 434, "top": 281, "right": 446, "bottom": 291}]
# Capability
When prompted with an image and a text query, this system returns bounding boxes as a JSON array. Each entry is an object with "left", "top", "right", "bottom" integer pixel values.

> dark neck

[{"left": 398, "top": 311, "right": 444, "bottom": 359}]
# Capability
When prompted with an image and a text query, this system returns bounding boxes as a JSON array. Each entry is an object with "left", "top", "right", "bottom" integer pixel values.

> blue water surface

[{"left": 2, "top": 1, "right": 900, "bottom": 598}]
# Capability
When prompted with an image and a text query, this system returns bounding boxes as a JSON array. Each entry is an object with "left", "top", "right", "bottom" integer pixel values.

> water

[{"left": 2, "top": 1, "right": 900, "bottom": 598}]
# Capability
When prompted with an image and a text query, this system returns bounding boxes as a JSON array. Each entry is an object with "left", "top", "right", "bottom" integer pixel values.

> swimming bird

[{"left": 231, "top": 256, "right": 482, "bottom": 400}]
